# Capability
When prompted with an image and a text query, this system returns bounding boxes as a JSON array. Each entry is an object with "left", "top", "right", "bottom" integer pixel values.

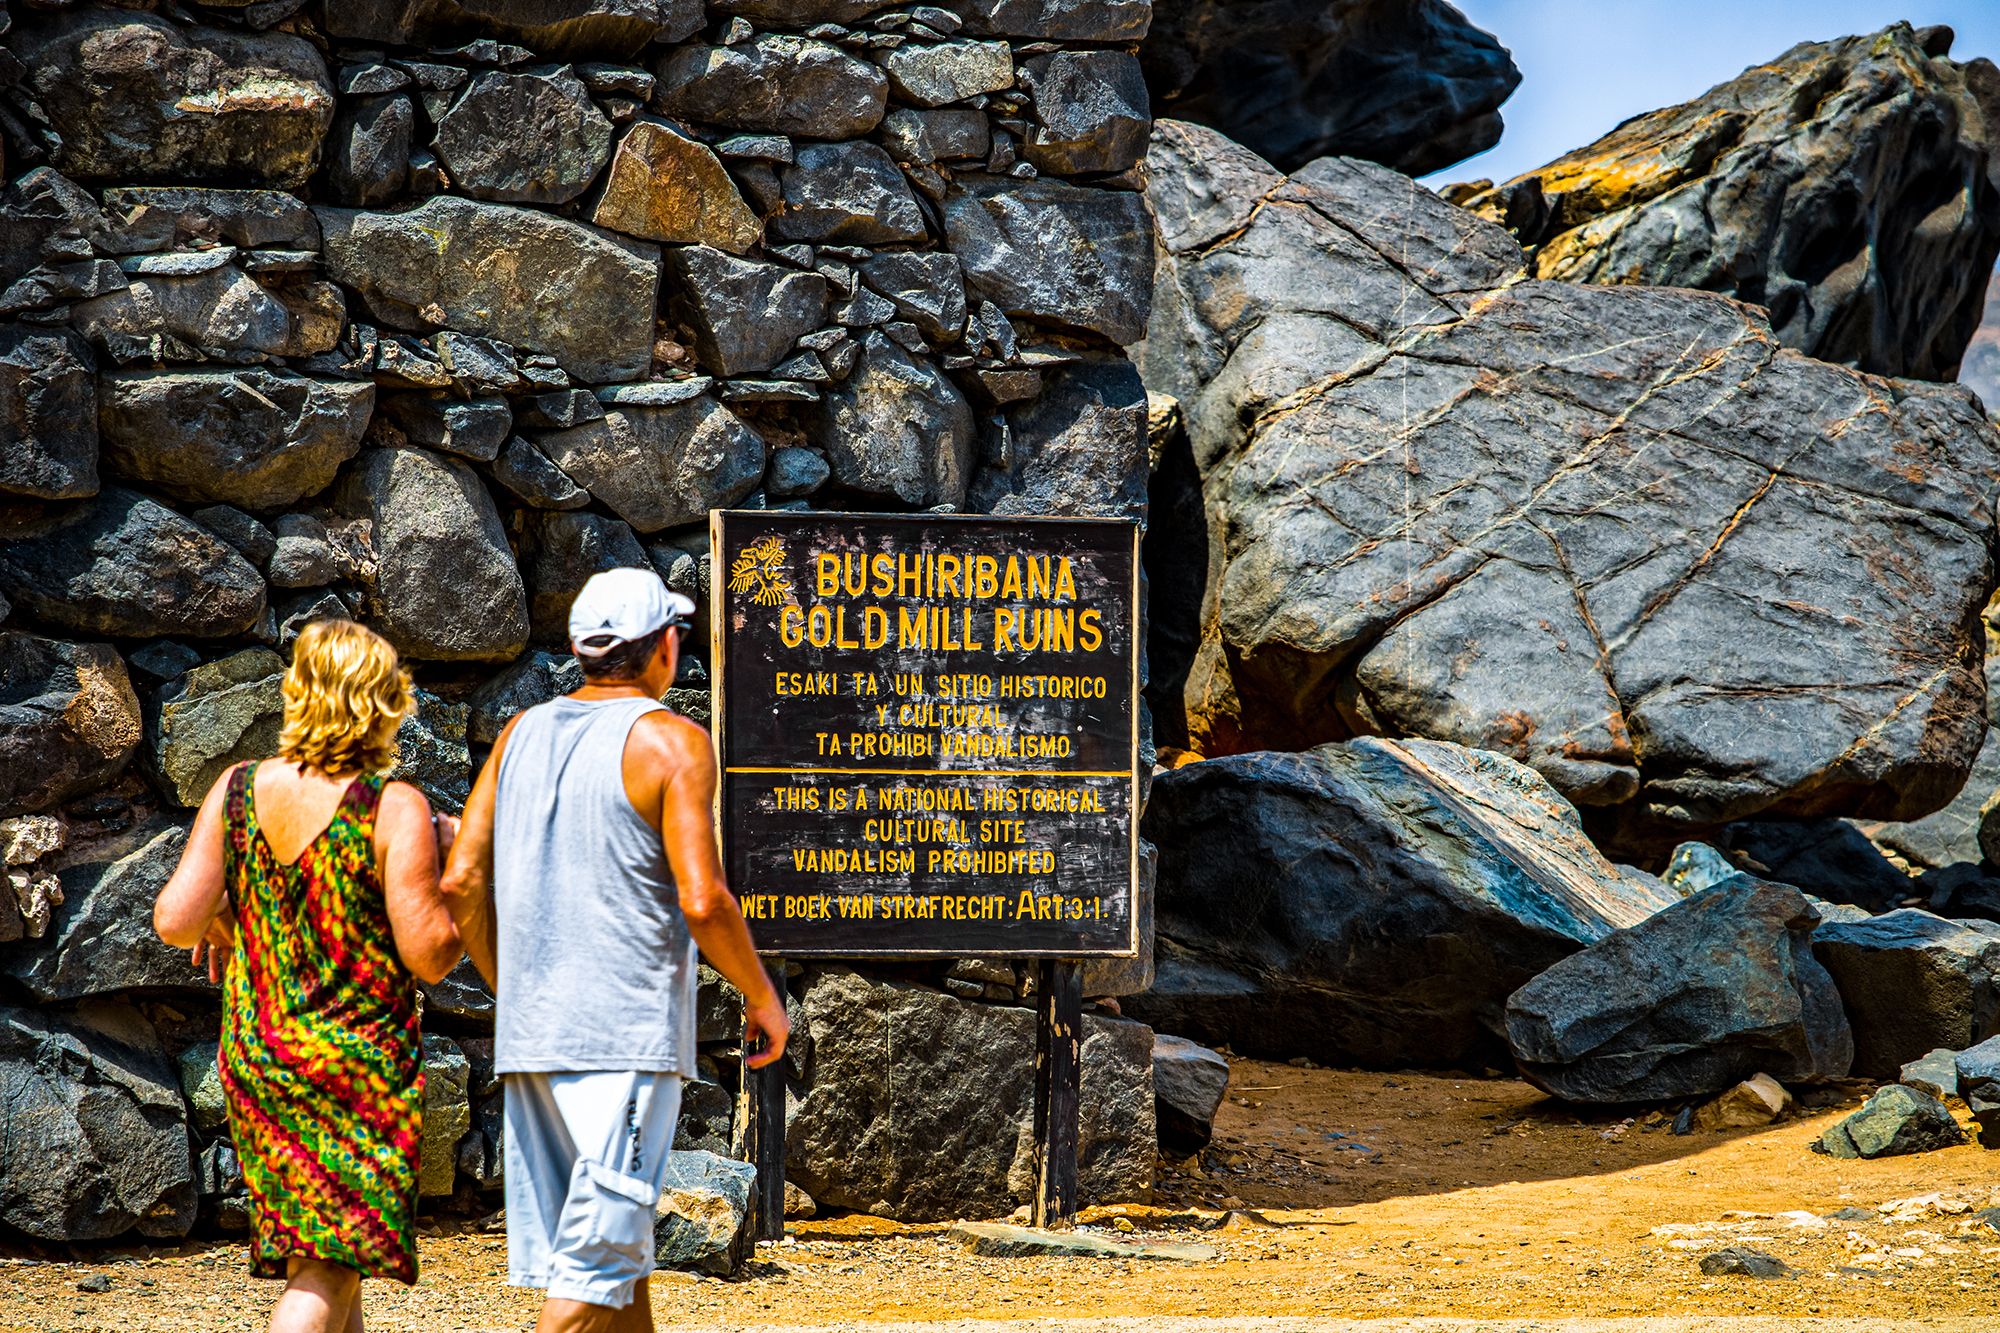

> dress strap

[{"left": 345, "top": 771, "right": 389, "bottom": 842}]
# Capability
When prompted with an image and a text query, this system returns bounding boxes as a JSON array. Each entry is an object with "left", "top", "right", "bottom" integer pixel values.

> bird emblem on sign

[{"left": 728, "top": 534, "right": 794, "bottom": 607}]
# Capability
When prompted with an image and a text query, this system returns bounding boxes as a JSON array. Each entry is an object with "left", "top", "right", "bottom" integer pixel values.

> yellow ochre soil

[{"left": 5, "top": 1060, "right": 1998, "bottom": 1331}]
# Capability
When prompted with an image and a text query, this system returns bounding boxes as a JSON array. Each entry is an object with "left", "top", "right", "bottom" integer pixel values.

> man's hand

[
  {"left": 743, "top": 987, "right": 791, "bottom": 1069},
  {"left": 191, "top": 908, "right": 236, "bottom": 985}
]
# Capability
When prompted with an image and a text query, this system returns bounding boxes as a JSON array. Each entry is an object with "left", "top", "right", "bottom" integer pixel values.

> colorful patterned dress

[{"left": 219, "top": 761, "right": 424, "bottom": 1283}]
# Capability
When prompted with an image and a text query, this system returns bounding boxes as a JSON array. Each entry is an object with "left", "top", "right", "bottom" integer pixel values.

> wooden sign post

[{"left": 712, "top": 510, "right": 1141, "bottom": 1238}]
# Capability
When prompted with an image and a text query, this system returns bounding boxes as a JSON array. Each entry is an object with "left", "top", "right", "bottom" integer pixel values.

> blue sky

[{"left": 1424, "top": 2, "right": 2000, "bottom": 188}]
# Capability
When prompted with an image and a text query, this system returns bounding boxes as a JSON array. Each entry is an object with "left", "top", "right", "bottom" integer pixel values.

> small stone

[
  {"left": 949, "top": 1221, "right": 1217, "bottom": 1262},
  {"left": 177, "top": 1041, "right": 228, "bottom": 1137},
  {"left": 466, "top": 650, "right": 583, "bottom": 746},
  {"left": 325, "top": 94, "right": 413, "bottom": 206},
  {"left": 191, "top": 506, "right": 277, "bottom": 569},
  {"left": 268, "top": 515, "right": 341, "bottom": 589},
  {"left": 1017, "top": 50, "right": 1148, "bottom": 175},
  {"left": 1815, "top": 1084, "right": 1968, "bottom": 1159},
  {"left": 515, "top": 510, "right": 650, "bottom": 644},
  {"left": 808, "top": 332, "right": 973, "bottom": 508},
  {"left": 519, "top": 389, "right": 605, "bottom": 430},
  {"left": 880, "top": 107, "right": 991, "bottom": 164},
  {"left": 1698, "top": 1246, "right": 1793, "bottom": 1279},
  {"left": 75, "top": 1274, "right": 112, "bottom": 1294},
  {"left": 1956, "top": 1035, "right": 2000, "bottom": 1146},
  {"left": 715, "top": 134, "right": 794, "bottom": 163},
  {"left": 943, "top": 174, "right": 1151, "bottom": 344},
  {"left": 434, "top": 65, "right": 613, "bottom": 205},
  {"left": 537, "top": 397, "right": 766, "bottom": 533},
  {"left": 1901, "top": 1047, "right": 1962, "bottom": 1099},
  {"left": 0, "top": 324, "right": 97, "bottom": 501},
  {"left": 1153, "top": 1033, "right": 1229, "bottom": 1154},
  {"left": 150, "top": 648, "right": 286, "bottom": 808},
  {"left": 859, "top": 251, "right": 967, "bottom": 341},
  {"left": 419, "top": 1034, "right": 470, "bottom": 1198},
  {"left": 1694, "top": 1073, "right": 1792, "bottom": 1130},
  {"left": 394, "top": 690, "right": 470, "bottom": 813},
  {"left": 383, "top": 394, "right": 513, "bottom": 462},
  {"left": 491, "top": 436, "right": 590, "bottom": 510},
  {"left": 576, "top": 63, "right": 655, "bottom": 99},
  {"left": 592, "top": 120, "right": 762, "bottom": 255}
]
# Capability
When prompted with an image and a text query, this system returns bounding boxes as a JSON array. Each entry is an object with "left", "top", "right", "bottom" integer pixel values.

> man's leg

[
  {"left": 533, "top": 1284, "right": 652, "bottom": 1333},
  {"left": 267, "top": 1258, "right": 359, "bottom": 1333}
]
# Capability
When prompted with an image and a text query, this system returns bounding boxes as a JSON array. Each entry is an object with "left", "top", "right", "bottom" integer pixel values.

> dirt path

[{"left": 6, "top": 1061, "right": 1999, "bottom": 1331}]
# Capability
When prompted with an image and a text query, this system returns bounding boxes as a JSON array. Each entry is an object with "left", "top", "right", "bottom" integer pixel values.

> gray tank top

[{"left": 492, "top": 696, "right": 697, "bottom": 1075}]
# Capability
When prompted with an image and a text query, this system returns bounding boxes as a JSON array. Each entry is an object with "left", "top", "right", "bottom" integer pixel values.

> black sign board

[{"left": 711, "top": 509, "right": 1141, "bottom": 958}]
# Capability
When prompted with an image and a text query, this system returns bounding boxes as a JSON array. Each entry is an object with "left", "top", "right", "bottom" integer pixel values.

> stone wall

[{"left": 0, "top": 0, "right": 1154, "bottom": 1240}]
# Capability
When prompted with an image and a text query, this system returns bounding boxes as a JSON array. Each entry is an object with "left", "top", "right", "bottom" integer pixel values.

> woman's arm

[
  {"left": 155, "top": 767, "right": 237, "bottom": 951},
  {"left": 377, "top": 780, "right": 463, "bottom": 984}
]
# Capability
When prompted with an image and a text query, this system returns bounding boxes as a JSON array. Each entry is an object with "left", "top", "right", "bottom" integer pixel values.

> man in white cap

[{"left": 442, "top": 566, "right": 789, "bottom": 1333}]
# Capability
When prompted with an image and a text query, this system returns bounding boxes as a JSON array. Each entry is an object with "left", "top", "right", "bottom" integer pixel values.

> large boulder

[
  {"left": 1463, "top": 24, "right": 2000, "bottom": 382},
  {"left": 0, "top": 633, "right": 141, "bottom": 817},
  {"left": 334, "top": 446, "right": 530, "bottom": 663},
  {"left": 0, "top": 1001, "right": 197, "bottom": 1241},
  {"left": 1505, "top": 876, "right": 1854, "bottom": 1102},
  {"left": 807, "top": 334, "right": 975, "bottom": 510},
  {"left": 1152, "top": 1033, "right": 1228, "bottom": 1154},
  {"left": 97, "top": 370, "right": 373, "bottom": 511},
  {"left": 1140, "top": 0, "right": 1517, "bottom": 175},
  {"left": 149, "top": 649, "right": 286, "bottom": 809},
  {"left": 319, "top": 0, "right": 704, "bottom": 59},
  {"left": 787, "top": 969, "right": 1155, "bottom": 1221},
  {"left": 944, "top": 175, "right": 1152, "bottom": 345},
  {"left": 654, "top": 37, "right": 888, "bottom": 140},
  {"left": 433, "top": 66, "right": 615, "bottom": 206},
  {"left": 1142, "top": 119, "right": 2000, "bottom": 840},
  {"left": 317, "top": 197, "right": 659, "bottom": 384},
  {"left": 1812, "top": 910, "right": 2000, "bottom": 1078},
  {"left": 0, "top": 324, "right": 97, "bottom": 501},
  {"left": 1129, "top": 739, "right": 1677, "bottom": 1067},
  {"left": 536, "top": 393, "right": 766, "bottom": 533},
  {"left": 0, "top": 814, "right": 209, "bottom": 1002},
  {"left": 12, "top": 12, "right": 333, "bottom": 189},
  {"left": 0, "top": 487, "right": 266, "bottom": 639}
]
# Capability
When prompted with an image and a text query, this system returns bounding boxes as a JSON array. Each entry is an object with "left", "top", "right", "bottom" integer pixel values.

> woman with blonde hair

[{"left": 157, "top": 619, "right": 463, "bottom": 1333}]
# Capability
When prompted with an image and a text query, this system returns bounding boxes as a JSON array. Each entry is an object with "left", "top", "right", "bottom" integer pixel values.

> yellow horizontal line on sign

[{"left": 725, "top": 767, "right": 1128, "bottom": 779}]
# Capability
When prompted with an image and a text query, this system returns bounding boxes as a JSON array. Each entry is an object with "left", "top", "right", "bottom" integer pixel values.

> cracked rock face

[
  {"left": 1464, "top": 23, "right": 2000, "bottom": 383},
  {"left": 0, "top": 324, "right": 97, "bottom": 501},
  {"left": 1141, "top": 0, "right": 1518, "bottom": 174},
  {"left": 1143, "top": 119, "right": 2000, "bottom": 839}
]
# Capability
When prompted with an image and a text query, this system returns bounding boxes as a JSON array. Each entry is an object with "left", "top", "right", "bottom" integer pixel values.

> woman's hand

[{"left": 191, "top": 908, "right": 237, "bottom": 984}]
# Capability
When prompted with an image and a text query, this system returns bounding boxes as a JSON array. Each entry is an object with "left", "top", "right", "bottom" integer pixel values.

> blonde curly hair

[{"left": 277, "top": 619, "right": 412, "bottom": 776}]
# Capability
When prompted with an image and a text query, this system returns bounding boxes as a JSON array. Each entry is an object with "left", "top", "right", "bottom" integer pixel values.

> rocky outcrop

[
  {"left": 1143, "top": 119, "right": 2000, "bottom": 842},
  {"left": 787, "top": 969, "right": 1155, "bottom": 1221},
  {"left": 1461, "top": 24, "right": 2000, "bottom": 382},
  {"left": 1128, "top": 738, "right": 1678, "bottom": 1067},
  {"left": 1141, "top": 0, "right": 1519, "bottom": 175},
  {"left": 1505, "top": 877, "right": 1854, "bottom": 1102},
  {"left": 1812, "top": 910, "right": 2000, "bottom": 1078}
]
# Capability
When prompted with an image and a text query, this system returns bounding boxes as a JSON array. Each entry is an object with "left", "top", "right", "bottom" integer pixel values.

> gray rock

[
  {"left": 1, "top": 815, "right": 207, "bottom": 1001},
  {"left": 96, "top": 187, "right": 320, "bottom": 255},
  {"left": 384, "top": 394, "right": 513, "bottom": 463},
  {"left": 879, "top": 40, "right": 1014, "bottom": 108},
  {"left": 520, "top": 390, "right": 604, "bottom": 430},
  {"left": 653, "top": 1151, "right": 755, "bottom": 1276},
  {"left": 73, "top": 259, "right": 346, "bottom": 361},
  {"left": 1141, "top": 120, "right": 2000, "bottom": 833},
  {"left": 0, "top": 488, "right": 266, "bottom": 639},
  {"left": 98, "top": 370, "right": 373, "bottom": 510},
  {"left": 592, "top": 120, "right": 762, "bottom": 254},
  {"left": 325, "top": 93, "right": 413, "bottom": 206},
  {"left": 713, "top": 0, "right": 900, "bottom": 22},
  {"left": 766, "top": 447, "right": 831, "bottom": 498},
  {"left": 268, "top": 515, "right": 340, "bottom": 588},
  {"left": 1901, "top": 1046, "right": 1962, "bottom": 1099},
  {"left": 322, "top": 0, "right": 704, "bottom": 59},
  {"left": 177, "top": 1041, "right": 227, "bottom": 1138},
  {"left": 970, "top": 359, "right": 1147, "bottom": 519},
  {"left": 1714, "top": 820, "right": 1915, "bottom": 914},
  {"left": 665, "top": 248, "right": 830, "bottom": 376},
  {"left": 1958, "top": 1035, "right": 2000, "bottom": 1145},
  {"left": 194, "top": 507, "right": 278, "bottom": 570},
  {"left": 944, "top": 174, "right": 1152, "bottom": 344},
  {"left": 1699, "top": 1246, "right": 1794, "bottom": 1279},
  {"left": 274, "top": 590, "right": 354, "bottom": 652},
  {"left": 1141, "top": 0, "right": 1517, "bottom": 174},
  {"left": 788, "top": 969, "right": 1155, "bottom": 1221},
  {"left": 808, "top": 333, "right": 974, "bottom": 509},
  {"left": 491, "top": 435, "right": 590, "bottom": 509},
  {"left": 1020, "top": 50, "right": 1149, "bottom": 176},
  {"left": 1130, "top": 738, "right": 1677, "bottom": 1068},
  {"left": 1152, "top": 1032, "right": 1228, "bottom": 1154},
  {"left": 1662, "top": 842, "right": 1741, "bottom": 897},
  {"left": 944, "top": 0, "right": 1150, "bottom": 41},
  {"left": 0, "top": 633, "right": 142, "bottom": 816},
  {"left": 394, "top": 689, "right": 471, "bottom": 814},
  {"left": 773, "top": 142, "right": 929, "bottom": 245},
  {"left": 881, "top": 107, "right": 991, "bottom": 164},
  {"left": 674, "top": 1073, "right": 735, "bottom": 1154},
  {"left": 0, "top": 1002, "right": 197, "bottom": 1241},
  {"left": 0, "top": 325, "right": 97, "bottom": 501},
  {"left": 317, "top": 196, "right": 659, "bottom": 384},
  {"left": 468, "top": 652, "right": 583, "bottom": 749},
  {"left": 334, "top": 446, "right": 530, "bottom": 663},
  {"left": 537, "top": 397, "right": 767, "bottom": 533},
  {"left": 654, "top": 37, "right": 888, "bottom": 140},
  {"left": 423, "top": 958, "right": 495, "bottom": 1023},
  {"left": 1466, "top": 23, "right": 2000, "bottom": 382},
  {"left": 858, "top": 252, "right": 967, "bottom": 342},
  {"left": 1813, "top": 910, "right": 2000, "bottom": 1079},
  {"left": 435, "top": 65, "right": 614, "bottom": 205},
  {"left": 1506, "top": 876, "right": 1853, "bottom": 1102},
  {"left": 128, "top": 641, "right": 204, "bottom": 684},
  {"left": 515, "top": 510, "right": 650, "bottom": 643},
  {"left": 1815, "top": 1083, "right": 1966, "bottom": 1158},
  {"left": 952, "top": 1221, "right": 1218, "bottom": 1261},
  {"left": 12, "top": 12, "right": 334, "bottom": 189},
  {"left": 420, "top": 1033, "right": 470, "bottom": 1197},
  {"left": 150, "top": 648, "right": 286, "bottom": 809}
]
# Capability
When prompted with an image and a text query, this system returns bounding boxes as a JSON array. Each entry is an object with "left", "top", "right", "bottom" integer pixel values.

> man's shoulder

[{"left": 631, "top": 705, "right": 712, "bottom": 754}]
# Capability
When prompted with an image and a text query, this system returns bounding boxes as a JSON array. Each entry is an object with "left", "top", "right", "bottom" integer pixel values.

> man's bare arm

[
  {"left": 438, "top": 715, "right": 515, "bottom": 990},
  {"left": 650, "top": 713, "right": 790, "bottom": 1068}
]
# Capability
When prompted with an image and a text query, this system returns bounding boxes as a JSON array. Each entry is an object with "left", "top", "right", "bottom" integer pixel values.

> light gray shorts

[{"left": 503, "top": 1070, "right": 684, "bottom": 1308}]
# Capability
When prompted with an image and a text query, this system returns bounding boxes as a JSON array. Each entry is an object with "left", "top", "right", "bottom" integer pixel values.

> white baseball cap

[{"left": 568, "top": 567, "right": 695, "bottom": 658}]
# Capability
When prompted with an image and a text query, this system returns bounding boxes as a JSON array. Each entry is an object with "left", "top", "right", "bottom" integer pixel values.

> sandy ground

[{"left": 6, "top": 1059, "right": 2000, "bottom": 1332}]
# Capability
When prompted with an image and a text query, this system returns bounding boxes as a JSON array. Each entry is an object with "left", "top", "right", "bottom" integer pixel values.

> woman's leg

[{"left": 268, "top": 1258, "right": 360, "bottom": 1333}]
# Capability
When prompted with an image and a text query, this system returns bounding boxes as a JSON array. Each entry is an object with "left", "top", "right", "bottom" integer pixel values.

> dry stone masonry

[{"left": 0, "top": 0, "right": 1154, "bottom": 1241}]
